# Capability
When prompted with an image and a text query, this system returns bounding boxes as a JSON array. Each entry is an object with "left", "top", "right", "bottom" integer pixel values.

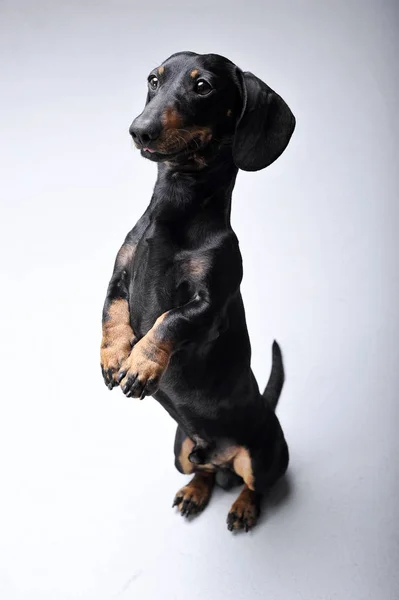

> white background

[{"left": 1, "top": 1, "right": 398, "bottom": 599}]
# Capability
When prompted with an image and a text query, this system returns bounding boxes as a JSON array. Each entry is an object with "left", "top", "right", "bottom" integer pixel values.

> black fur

[{"left": 100, "top": 52, "right": 295, "bottom": 526}]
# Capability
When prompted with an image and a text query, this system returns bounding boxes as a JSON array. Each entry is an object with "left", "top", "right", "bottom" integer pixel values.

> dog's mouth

[
  {"left": 137, "top": 131, "right": 213, "bottom": 163},
  {"left": 141, "top": 146, "right": 190, "bottom": 161}
]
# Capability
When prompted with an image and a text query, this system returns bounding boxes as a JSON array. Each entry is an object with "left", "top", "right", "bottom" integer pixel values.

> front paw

[
  {"left": 100, "top": 337, "right": 134, "bottom": 390},
  {"left": 118, "top": 336, "right": 171, "bottom": 399}
]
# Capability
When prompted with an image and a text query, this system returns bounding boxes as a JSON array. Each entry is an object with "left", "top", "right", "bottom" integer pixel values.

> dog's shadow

[
  {"left": 258, "top": 472, "right": 294, "bottom": 526},
  {"left": 268, "top": 472, "right": 293, "bottom": 508}
]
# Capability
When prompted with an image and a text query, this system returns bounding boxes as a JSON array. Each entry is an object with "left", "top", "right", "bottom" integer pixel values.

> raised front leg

[
  {"left": 100, "top": 210, "right": 151, "bottom": 389},
  {"left": 119, "top": 233, "right": 242, "bottom": 399},
  {"left": 118, "top": 313, "right": 173, "bottom": 398},
  {"left": 101, "top": 243, "right": 136, "bottom": 389}
]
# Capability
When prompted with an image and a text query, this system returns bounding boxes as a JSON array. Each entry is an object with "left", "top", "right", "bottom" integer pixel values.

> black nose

[{"left": 129, "top": 118, "right": 161, "bottom": 147}]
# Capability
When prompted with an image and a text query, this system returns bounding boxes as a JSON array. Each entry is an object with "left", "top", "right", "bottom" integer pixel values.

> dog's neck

[{"left": 150, "top": 152, "right": 239, "bottom": 222}]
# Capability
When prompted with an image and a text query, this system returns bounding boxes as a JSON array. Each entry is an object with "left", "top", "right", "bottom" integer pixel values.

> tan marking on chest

[
  {"left": 186, "top": 256, "right": 209, "bottom": 278},
  {"left": 115, "top": 243, "right": 136, "bottom": 269}
]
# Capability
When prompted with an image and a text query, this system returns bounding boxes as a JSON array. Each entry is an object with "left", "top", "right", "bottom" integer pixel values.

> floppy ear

[{"left": 233, "top": 70, "right": 296, "bottom": 171}]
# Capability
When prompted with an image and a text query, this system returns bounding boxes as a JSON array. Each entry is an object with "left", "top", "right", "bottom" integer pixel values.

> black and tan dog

[{"left": 100, "top": 51, "right": 295, "bottom": 531}]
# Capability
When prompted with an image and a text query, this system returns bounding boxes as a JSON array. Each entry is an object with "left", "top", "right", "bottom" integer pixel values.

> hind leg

[
  {"left": 227, "top": 485, "right": 261, "bottom": 532},
  {"left": 173, "top": 472, "right": 215, "bottom": 517},
  {"left": 227, "top": 434, "right": 289, "bottom": 532},
  {"left": 174, "top": 425, "right": 195, "bottom": 475},
  {"left": 173, "top": 425, "right": 215, "bottom": 518}
]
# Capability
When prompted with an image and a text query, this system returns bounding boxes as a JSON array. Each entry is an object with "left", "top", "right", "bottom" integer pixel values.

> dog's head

[{"left": 129, "top": 51, "right": 295, "bottom": 171}]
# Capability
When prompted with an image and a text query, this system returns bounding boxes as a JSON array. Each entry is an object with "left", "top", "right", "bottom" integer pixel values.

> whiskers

[{"left": 157, "top": 126, "right": 209, "bottom": 155}]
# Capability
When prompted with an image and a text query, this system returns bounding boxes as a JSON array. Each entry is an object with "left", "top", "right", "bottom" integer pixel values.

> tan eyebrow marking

[
  {"left": 158, "top": 66, "right": 165, "bottom": 75},
  {"left": 190, "top": 69, "right": 199, "bottom": 78}
]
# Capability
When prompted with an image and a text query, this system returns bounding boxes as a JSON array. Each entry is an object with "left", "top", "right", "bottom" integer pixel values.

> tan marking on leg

[
  {"left": 118, "top": 309, "right": 174, "bottom": 396},
  {"left": 120, "top": 329, "right": 172, "bottom": 390},
  {"left": 227, "top": 485, "right": 260, "bottom": 531},
  {"left": 101, "top": 299, "right": 134, "bottom": 381},
  {"left": 173, "top": 472, "right": 215, "bottom": 516},
  {"left": 178, "top": 437, "right": 195, "bottom": 474},
  {"left": 233, "top": 447, "right": 255, "bottom": 490},
  {"left": 147, "top": 310, "right": 173, "bottom": 358},
  {"left": 190, "top": 69, "right": 199, "bottom": 78},
  {"left": 153, "top": 311, "right": 168, "bottom": 327}
]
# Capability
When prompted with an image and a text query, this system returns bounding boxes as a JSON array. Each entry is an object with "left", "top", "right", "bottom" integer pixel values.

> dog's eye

[
  {"left": 148, "top": 75, "right": 159, "bottom": 91},
  {"left": 194, "top": 79, "right": 212, "bottom": 96}
]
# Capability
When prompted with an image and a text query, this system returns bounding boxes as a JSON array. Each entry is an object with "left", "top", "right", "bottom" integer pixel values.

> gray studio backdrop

[{"left": 0, "top": 1, "right": 398, "bottom": 600}]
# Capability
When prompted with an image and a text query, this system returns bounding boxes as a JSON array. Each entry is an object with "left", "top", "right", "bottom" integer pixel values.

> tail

[{"left": 262, "top": 341, "right": 285, "bottom": 412}]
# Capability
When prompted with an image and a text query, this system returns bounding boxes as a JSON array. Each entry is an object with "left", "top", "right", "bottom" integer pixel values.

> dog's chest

[{"left": 128, "top": 220, "right": 194, "bottom": 336}]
